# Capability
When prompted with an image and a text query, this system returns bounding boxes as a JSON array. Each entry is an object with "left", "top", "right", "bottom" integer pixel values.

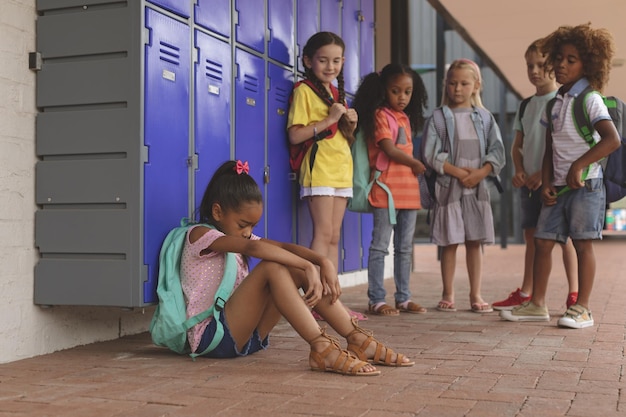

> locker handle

[{"left": 263, "top": 166, "right": 270, "bottom": 184}]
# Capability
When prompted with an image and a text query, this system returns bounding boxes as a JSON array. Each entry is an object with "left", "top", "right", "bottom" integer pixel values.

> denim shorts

[
  {"left": 520, "top": 186, "right": 543, "bottom": 229},
  {"left": 196, "top": 310, "right": 269, "bottom": 358},
  {"left": 534, "top": 178, "right": 605, "bottom": 243}
]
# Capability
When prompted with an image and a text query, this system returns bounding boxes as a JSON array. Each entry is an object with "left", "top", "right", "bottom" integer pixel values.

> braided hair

[{"left": 302, "top": 31, "right": 354, "bottom": 144}]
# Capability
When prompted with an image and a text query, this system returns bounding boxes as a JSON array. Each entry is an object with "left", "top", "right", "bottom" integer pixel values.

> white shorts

[{"left": 300, "top": 186, "right": 352, "bottom": 199}]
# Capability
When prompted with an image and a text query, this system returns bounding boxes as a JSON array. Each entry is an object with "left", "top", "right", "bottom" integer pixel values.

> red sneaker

[
  {"left": 492, "top": 288, "right": 531, "bottom": 311},
  {"left": 566, "top": 292, "right": 578, "bottom": 308}
]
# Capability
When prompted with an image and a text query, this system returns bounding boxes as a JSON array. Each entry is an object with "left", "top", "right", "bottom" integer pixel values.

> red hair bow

[{"left": 234, "top": 160, "right": 249, "bottom": 175}]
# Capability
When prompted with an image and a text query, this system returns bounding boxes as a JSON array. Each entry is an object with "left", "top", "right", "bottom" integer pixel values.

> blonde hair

[{"left": 440, "top": 58, "right": 484, "bottom": 108}]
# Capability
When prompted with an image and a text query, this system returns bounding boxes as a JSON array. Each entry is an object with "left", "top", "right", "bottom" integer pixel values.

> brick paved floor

[{"left": 1, "top": 236, "right": 626, "bottom": 416}]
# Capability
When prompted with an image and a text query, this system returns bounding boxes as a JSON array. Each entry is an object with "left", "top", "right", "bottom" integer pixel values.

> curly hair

[
  {"left": 540, "top": 22, "right": 615, "bottom": 92},
  {"left": 351, "top": 63, "right": 428, "bottom": 142},
  {"left": 302, "top": 32, "right": 354, "bottom": 144},
  {"left": 441, "top": 59, "right": 484, "bottom": 108}
]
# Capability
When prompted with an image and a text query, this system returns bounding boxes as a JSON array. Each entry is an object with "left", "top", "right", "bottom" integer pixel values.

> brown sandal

[
  {"left": 309, "top": 328, "right": 380, "bottom": 376},
  {"left": 368, "top": 303, "right": 399, "bottom": 316},
  {"left": 346, "top": 320, "right": 415, "bottom": 367},
  {"left": 396, "top": 301, "right": 427, "bottom": 314}
]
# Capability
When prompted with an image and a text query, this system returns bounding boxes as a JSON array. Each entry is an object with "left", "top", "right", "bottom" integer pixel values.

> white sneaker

[
  {"left": 557, "top": 304, "right": 594, "bottom": 329},
  {"left": 500, "top": 301, "right": 549, "bottom": 322}
]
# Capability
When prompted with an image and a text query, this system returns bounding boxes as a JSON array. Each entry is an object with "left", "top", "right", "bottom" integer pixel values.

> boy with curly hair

[{"left": 501, "top": 23, "right": 620, "bottom": 328}]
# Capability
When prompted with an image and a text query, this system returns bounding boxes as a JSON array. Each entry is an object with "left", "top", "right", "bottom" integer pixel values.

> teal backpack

[
  {"left": 149, "top": 218, "right": 237, "bottom": 358},
  {"left": 347, "top": 107, "right": 398, "bottom": 224}
]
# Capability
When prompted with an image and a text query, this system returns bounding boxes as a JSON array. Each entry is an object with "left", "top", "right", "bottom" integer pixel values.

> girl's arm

[
  {"left": 288, "top": 103, "right": 347, "bottom": 145},
  {"left": 378, "top": 139, "right": 425, "bottom": 176},
  {"left": 200, "top": 232, "right": 339, "bottom": 304}
]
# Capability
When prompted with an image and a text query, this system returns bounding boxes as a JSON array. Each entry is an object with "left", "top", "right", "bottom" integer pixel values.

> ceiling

[{"left": 427, "top": 0, "right": 626, "bottom": 99}]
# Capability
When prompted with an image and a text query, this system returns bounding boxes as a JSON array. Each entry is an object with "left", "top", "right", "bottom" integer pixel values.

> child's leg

[
  {"left": 393, "top": 209, "right": 418, "bottom": 305},
  {"left": 465, "top": 240, "right": 485, "bottom": 305},
  {"left": 530, "top": 237, "right": 556, "bottom": 307},
  {"left": 440, "top": 244, "right": 458, "bottom": 303},
  {"left": 560, "top": 238, "right": 578, "bottom": 294},
  {"left": 521, "top": 227, "right": 536, "bottom": 295},
  {"left": 571, "top": 239, "right": 595, "bottom": 309},
  {"left": 225, "top": 260, "right": 378, "bottom": 375},
  {"left": 308, "top": 196, "right": 347, "bottom": 269},
  {"left": 367, "top": 208, "right": 394, "bottom": 308}
]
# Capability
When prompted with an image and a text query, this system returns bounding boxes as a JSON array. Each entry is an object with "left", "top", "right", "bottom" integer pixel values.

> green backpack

[
  {"left": 149, "top": 218, "right": 237, "bottom": 358},
  {"left": 347, "top": 107, "right": 398, "bottom": 224}
]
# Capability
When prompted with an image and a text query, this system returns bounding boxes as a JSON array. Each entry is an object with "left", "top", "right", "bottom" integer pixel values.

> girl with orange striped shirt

[{"left": 352, "top": 63, "right": 429, "bottom": 316}]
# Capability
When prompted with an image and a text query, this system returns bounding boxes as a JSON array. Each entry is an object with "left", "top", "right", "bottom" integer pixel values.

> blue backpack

[
  {"left": 347, "top": 107, "right": 398, "bottom": 224},
  {"left": 149, "top": 219, "right": 236, "bottom": 358},
  {"left": 547, "top": 87, "right": 626, "bottom": 203}
]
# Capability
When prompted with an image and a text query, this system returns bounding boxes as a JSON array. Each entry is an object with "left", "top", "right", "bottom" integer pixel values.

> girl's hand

[
  {"left": 319, "top": 258, "right": 341, "bottom": 304},
  {"left": 328, "top": 103, "right": 347, "bottom": 123},
  {"left": 345, "top": 108, "right": 358, "bottom": 126},
  {"left": 411, "top": 159, "right": 426, "bottom": 176},
  {"left": 459, "top": 167, "right": 485, "bottom": 188},
  {"left": 301, "top": 263, "right": 324, "bottom": 308}
]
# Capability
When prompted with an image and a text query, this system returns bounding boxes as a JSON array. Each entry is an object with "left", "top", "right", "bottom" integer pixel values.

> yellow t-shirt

[{"left": 287, "top": 83, "right": 353, "bottom": 188}]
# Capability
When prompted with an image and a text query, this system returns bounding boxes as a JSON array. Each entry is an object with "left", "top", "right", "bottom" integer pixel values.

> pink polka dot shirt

[{"left": 180, "top": 225, "right": 260, "bottom": 353}]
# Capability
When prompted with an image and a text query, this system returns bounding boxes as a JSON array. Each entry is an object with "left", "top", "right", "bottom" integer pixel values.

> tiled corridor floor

[{"left": 2, "top": 236, "right": 626, "bottom": 416}]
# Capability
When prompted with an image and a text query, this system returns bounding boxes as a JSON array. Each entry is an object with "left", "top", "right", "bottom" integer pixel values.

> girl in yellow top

[{"left": 287, "top": 32, "right": 357, "bottom": 289}]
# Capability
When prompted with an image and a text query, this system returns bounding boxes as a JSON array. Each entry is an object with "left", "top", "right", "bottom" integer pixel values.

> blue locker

[
  {"left": 320, "top": 0, "right": 340, "bottom": 35},
  {"left": 147, "top": 0, "right": 190, "bottom": 18},
  {"left": 296, "top": 0, "right": 319, "bottom": 74},
  {"left": 268, "top": 0, "right": 295, "bottom": 66},
  {"left": 341, "top": 0, "right": 360, "bottom": 95},
  {"left": 342, "top": 211, "right": 361, "bottom": 273},
  {"left": 194, "top": 31, "right": 232, "bottom": 210},
  {"left": 234, "top": 48, "right": 266, "bottom": 237},
  {"left": 143, "top": 9, "right": 190, "bottom": 302},
  {"left": 235, "top": 0, "right": 265, "bottom": 54},
  {"left": 296, "top": 199, "right": 313, "bottom": 248},
  {"left": 266, "top": 63, "right": 294, "bottom": 242},
  {"left": 195, "top": 0, "right": 231, "bottom": 38},
  {"left": 361, "top": 213, "right": 373, "bottom": 268},
  {"left": 359, "top": 0, "right": 375, "bottom": 78}
]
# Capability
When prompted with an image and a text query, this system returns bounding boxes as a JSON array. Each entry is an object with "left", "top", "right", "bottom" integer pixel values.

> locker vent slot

[
  {"left": 159, "top": 41, "right": 181, "bottom": 65},
  {"left": 205, "top": 59, "right": 223, "bottom": 81},
  {"left": 243, "top": 74, "right": 259, "bottom": 93},
  {"left": 40, "top": 253, "right": 127, "bottom": 260},
  {"left": 274, "top": 85, "right": 290, "bottom": 104}
]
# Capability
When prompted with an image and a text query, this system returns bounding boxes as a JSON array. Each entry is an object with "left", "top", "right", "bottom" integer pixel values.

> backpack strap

[
  {"left": 373, "top": 107, "right": 399, "bottom": 225},
  {"left": 179, "top": 221, "right": 237, "bottom": 358},
  {"left": 518, "top": 96, "right": 532, "bottom": 127}
]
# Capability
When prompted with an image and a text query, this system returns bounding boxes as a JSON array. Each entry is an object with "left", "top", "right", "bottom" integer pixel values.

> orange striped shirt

[{"left": 367, "top": 108, "right": 421, "bottom": 209}]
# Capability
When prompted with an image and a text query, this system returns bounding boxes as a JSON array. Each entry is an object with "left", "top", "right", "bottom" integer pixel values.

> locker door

[
  {"left": 320, "top": 0, "right": 340, "bottom": 35},
  {"left": 143, "top": 9, "right": 190, "bottom": 303},
  {"left": 361, "top": 213, "right": 373, "bottom": 268},
  {"left": 297, "top": 199, "right": 313, "bottom": 248},
  {"left": 194, "top": 31, "right": 232, "bottom": 211},
  {"left": 235, "top": 0, "right": 265, "bottom": 54},
  {"left": 342, "top": 211, "right": 361, "bottom": 273},
  {"left": 147, "top": 0, "right": 190, "bottom": 18},
  {"left": 234, "top": 48, "right": 266, "bottom": 237},
  {"left": 268, "top": 0, "right": 295, "bottom": 66},
  {"left": 359, "top": 0, "right": 375, "bottom": 78},
  {"left": 266, "top": 63, "right": 294, "bottom": 243},
  {"left": 195, "top": 0, "right": 231, "bottom": 38},
  {"left": 341, "top": 0, "right": 360, "bottom": 95},
  {"left": 296, "top": 0, "right": 319, "bottom": 74}
]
